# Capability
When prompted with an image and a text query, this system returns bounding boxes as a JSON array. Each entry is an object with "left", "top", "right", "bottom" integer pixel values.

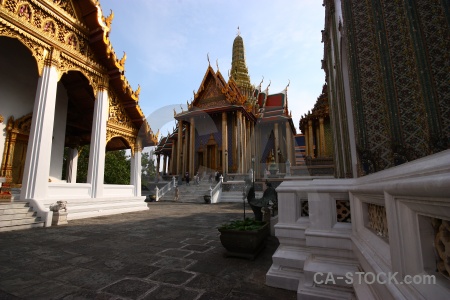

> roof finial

[
  {"left": 259, "top": 76, "right": 264, "bottom": 89},
  {"left": 237, "top": 26, "right": 240, "bottom": 36},
  {"left": 285, "top": 79, "right": 290, "bottom": 91},
  {"left": 207, "top": 53, "right": 210, "bottom": 66},
  {"left": 216, "top": 59, "right": 219, "bottom": 71}
]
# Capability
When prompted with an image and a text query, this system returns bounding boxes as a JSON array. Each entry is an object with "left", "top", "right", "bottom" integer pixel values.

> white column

[
  {"left": 66, "top": 147, "right": 78, "bottom": 183},
  {"left": 87, "top": 87, "right": 109, "bottom": 198},
  {"left": 21, "top": 63, "right": 58, "bottom": 200},
  {"left": 162, "top": 154, "right": 167, "bottom": 174},
  {"left": 130, "top": 145, "right": 142, "bottom": 197}
]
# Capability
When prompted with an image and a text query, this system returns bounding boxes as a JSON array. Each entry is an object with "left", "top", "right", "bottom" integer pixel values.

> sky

[{"left": 99, "top": 0, "right": 325, "bottom": 142}]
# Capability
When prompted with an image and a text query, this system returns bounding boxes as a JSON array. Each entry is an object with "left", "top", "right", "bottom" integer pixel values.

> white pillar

[
  {"left": 49, "top": 82, "right": 68, "bottom": 179},
  {"left": 130, "top": 146, "right": 142, "bottom": 197},
  {"left": 66, "top": 147, "right": 78, "bottom": 183},
  {"left": 21, "top": 63, "right": 58, "bottom": 200},
  {"left": 87, "top": 87, "right": 109, "bottom": 198}
]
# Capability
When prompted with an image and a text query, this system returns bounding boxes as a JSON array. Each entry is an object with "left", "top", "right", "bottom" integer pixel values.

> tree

[
  {"left": 62, "top": 145, "right": 131, "bottom": 184},
  {"left": 141, "top": 151, "right": 156, "bottom": 186}
]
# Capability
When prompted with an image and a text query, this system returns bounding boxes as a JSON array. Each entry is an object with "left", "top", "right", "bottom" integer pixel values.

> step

[
  {"left": 272, "top": 246, "right": 310, "bottom": 270},
  {"left": 297, "top": 277, "right": 355, "bottom": 300},
  {"left": 0, "top": 211, "right": 35, "bottom": 221},
  {"left": 67, "top": 205, "right": 149, "bottom": 220},
  {"left": 266, "top": 263, "right": 304, "bottom": 291},
  {"left": 303, "top": 256, "right": 359, "bottom": 288},
  {"left": 0, "top": 221, "right": 44, "bottom": 232},
  {"left": 0, "top": 216, "right": 42, "bottom": 227}
]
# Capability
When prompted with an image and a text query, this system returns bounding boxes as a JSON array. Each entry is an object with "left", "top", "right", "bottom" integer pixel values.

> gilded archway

[{"left": 0, "top": 113, "right": 32, "bottom": 187}]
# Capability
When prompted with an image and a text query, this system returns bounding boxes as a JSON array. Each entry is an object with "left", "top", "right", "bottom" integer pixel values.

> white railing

[
  {"left": 210, "top": 175, "right": 223, "bottom": 203},
  {"left": 155, "top": 176, "right": 176, "bottom": 201},
  {"left": 267, "top": 149, "right": 450, "bottom": 299}
]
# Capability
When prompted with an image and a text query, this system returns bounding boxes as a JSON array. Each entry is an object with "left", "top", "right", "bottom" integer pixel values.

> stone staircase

[
  {"left": 158, "top": 178, "right": 264, "bottom": 203},
  {"left": 0, "top": 202, "right": 44, "bottom": 232},
  {"left": 158, "top": 179, "right": 213, "bottom": 203}
]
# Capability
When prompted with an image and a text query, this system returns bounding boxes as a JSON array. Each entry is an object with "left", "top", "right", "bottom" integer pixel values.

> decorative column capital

[{"left": 44, "top": 48, "right": 61, "bottom": 68}]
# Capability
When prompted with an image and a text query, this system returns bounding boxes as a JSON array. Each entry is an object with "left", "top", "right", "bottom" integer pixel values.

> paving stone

[
  {"left": 157, "top": 248, "right": 193, "bottom": 258},
  {"left": 185, "top": 273, "right": 235, "bottom": 295},
  {"left": 181, "top": 244, "right": 212, "bottom": 252},
  {"left": 89, "top": 259, "right": 160, "bottom": 278},
  {"left": 181, "top": 238, "right": 210, "bottom": 245},
  {"left": 56, "top": 267, "right": 121, "bottom": 290},
  {"left": 61, "top": 288, "right": 115, "bottom": 300},
  {"left": 197, "top": 291, "right": 227, "bottom": 300},
  {"left": 101, "top": 279, "right": 157, "bottom": 299},
  {"left": 152, "top": 256, "right": 196, "bottom": 269},
  {"left": 0, "top": 203, "right": 296, "bottom": 299},
  {"left": 148, "top": 268, "right": 196, "bottom": 285},
  {"left": 142, "top": 285, "right": 200, "bottom": 300}
]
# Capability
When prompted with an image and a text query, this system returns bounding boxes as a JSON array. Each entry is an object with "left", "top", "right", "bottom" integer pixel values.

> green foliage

[
  {"left": 76, "top": 145, "right": 89, "bottom": 183},
  {"left": 141, "top": 151, "right": 156, "bottom": 186},
  {"left": 218, "top": 218, "right": 266, "bottom": 231},
  {"left": 104, "top": 149, "right": 130, "bottom": 184},
  {"left": 62, "top": 145, "right": 131, "bottom": 184}
]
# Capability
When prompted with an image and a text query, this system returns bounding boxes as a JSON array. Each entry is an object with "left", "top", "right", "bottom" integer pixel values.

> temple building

[
  {"left": 268, "top": 0, "right": 450, "bottom": 299},
  {"left": 154, "top": 32, "right": 297, "bottom": 180},
  {"left": 0, "top": 0, "right": 158, "bottom": 229}
]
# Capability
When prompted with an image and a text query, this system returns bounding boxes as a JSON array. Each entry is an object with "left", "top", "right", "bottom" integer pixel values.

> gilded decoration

[
  {"left": 367, "top": 203, "right": 388, "bottom": 240},
  {"left": 106, "top": 92, "right": 138, "bottom": 153},
  {"left": 351, "top": 0, "right": 393, "bottom": 171},
  {"left": 432, "top": 218, "right": 450, "bottom": 280},
  {"left": 1, "top": 0, "right": 104, "bottom": 78},
  {"left": 1, "top": 113, "right": 32, "bottom": 187}
]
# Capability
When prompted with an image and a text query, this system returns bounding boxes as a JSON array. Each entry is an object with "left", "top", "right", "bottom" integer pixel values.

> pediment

[
  {"left": 195, "top": 74, "right": 228, "bottom": 109},
  {"left": 191, "top": 66, "right": 245, "bottom": 110},
  {"left": 51, "top": 0, "right": 79, "bottom": 20}
]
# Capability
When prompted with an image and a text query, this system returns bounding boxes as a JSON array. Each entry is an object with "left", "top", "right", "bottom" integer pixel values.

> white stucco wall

[{"left": 0, "top": 37, "right": 38, "bottom": 161}]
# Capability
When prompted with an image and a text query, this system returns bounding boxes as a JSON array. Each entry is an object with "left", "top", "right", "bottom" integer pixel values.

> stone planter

[{"left": 218, "top": 222, "right": 270, "bottom": 260}]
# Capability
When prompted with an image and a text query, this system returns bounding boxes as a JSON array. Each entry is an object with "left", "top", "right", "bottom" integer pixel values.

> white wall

[{"left": 0, "top": 37, "right": 38, "bottom": 159}]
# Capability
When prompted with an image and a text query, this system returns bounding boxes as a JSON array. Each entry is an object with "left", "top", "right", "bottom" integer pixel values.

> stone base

[{"left": 52, "top": 211, "right": 68, "bottom": 226}]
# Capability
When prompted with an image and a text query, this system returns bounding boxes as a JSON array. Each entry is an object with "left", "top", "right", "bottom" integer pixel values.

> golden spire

[{"left": 230, "top": 29, "right": 253, "bottom": 100}]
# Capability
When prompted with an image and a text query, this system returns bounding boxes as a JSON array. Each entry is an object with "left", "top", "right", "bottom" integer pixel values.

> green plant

[{"left": 218, "top": 218, "right": 266, "bottom": 231}]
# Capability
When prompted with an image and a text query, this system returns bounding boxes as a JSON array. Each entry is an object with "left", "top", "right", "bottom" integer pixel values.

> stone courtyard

[{"left": 0, "top": 202, "right": 295, "bottom": 300}]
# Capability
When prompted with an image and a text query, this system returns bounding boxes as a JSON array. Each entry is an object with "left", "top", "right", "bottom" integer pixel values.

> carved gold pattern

[
  {"left": 432, "top": 218, "right": 450, "bottom": 280},
  {"left": 336, "top": 200, "right": 351, "bottom": 223},
  {"left": 367, "top": 203, "right": 389, "bottom": 240},
  {"left": 1, "top": 0, "right": 104, "bottom": 79},
  {"left": 0, "top": 113, "right": 32, "bottom": 185},
  {"left": 107, "top": 92, "right": 139, "bottom": 154}
]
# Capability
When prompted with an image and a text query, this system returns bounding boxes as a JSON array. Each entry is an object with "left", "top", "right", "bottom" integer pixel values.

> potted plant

[
  {"left": 217, "top": 178, "right": 270, "bottom": 260},
  {"left": 218, "top": 218, "right": 269, "bottom": 260},
  {"left": 203, "top": 194, "right": 211, "bottom": 204}
]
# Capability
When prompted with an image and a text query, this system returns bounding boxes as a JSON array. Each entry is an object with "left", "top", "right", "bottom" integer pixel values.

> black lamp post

[{"left": 251, "top": 156, "right": 255, "bottom": 188}]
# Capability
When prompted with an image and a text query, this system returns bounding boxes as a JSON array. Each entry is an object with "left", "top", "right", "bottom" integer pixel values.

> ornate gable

[
  {"left": 192, "top": 66, "right": 227, "bottom": 109},
  {"left": 191, "top": 66, "right": 246, "bottom": 110}
]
